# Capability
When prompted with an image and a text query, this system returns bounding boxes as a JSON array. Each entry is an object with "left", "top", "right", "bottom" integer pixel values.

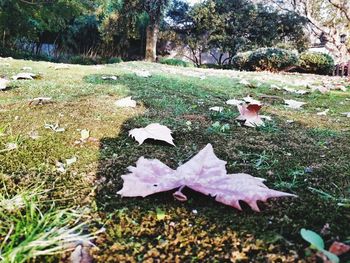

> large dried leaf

[
  {"left": 236, "top": 104, "right": 264, "bottom": 127},
  {"left": 129, "top": 123, "right": 175, "bottom": 146},
  {"left": 118, "top": 144, "right": 296, "bottom": 212}
]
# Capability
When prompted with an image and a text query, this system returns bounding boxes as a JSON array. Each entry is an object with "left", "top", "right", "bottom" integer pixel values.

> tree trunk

[{"left": 145, "top": 22, "right": 159, "bottom": 62}]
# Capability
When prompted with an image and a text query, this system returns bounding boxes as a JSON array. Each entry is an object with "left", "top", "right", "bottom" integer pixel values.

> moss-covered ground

[{"left": 0, "top": 58, "right": 349, "bottom": 262}]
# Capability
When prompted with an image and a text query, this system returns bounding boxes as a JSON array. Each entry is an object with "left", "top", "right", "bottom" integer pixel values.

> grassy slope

[{"left": 0, "top": 58, "right": 350, "bottom": 262}]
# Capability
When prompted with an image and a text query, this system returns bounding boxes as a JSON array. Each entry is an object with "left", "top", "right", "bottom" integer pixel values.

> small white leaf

[
  {"left": 226, "top": 99, "right": 243, "bottom": 106},
  {"left": 284, "top": 99, "right": 306, "bottom": 109},
  {"left": 129, "top": 123, "right": 175, "bottom": 146},
  {"left": 102, "top": 75, "right": 118, "bottom": 81},
  {"left": 115, "top": 96, "right": 136, "bottom": 108},
  {"left": 134, "top": 70, "right": 151, "bottom": 78},
  {"left": 209, "top": 106, "right": 223, "bottom": 112},
  {"left": 316, "top": 109, "right": 329, "bottom": 116},
  {"left": 0, "top": 78, "right": 9, "bottom": 90},
  {"left": 81, "top": 129, "right": 90, "bottom": 140},
  {"left": 12, "top": 73, "right": 37, "bottom": 80},
  {"left": 66, "top": 156, "right": 77, "bottom": 166}
]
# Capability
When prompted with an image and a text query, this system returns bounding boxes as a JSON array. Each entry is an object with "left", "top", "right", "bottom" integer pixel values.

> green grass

[{"left": 0, "top": 58, "right": 350, "bottom": 262}]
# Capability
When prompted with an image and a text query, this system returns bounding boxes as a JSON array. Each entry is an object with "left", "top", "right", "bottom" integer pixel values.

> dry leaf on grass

[
  {"left": 29, "top": 97, "right": 52, "bottom": 106},
  {"left": 226, "top": 99, "right": 244, "bottom": 106},
  {"left": 236, "top": 104, "right": 265, "bottom": 127},
  {"left": 102, "top": 75, "right": 118, "bottom": 81},
  {"left": 12, "top": 73, "right": 37, "bottom": 80},
  {"left": 0, "top": 78, "right": 9, "bottom": 90},
  {"left": 54, "top": 64, "right": 70, "bottom": 70},
  {"left": 316, "top": 109, "right": 329, "bottom": 116},
  {"left": 311, "top": 86, "right": 330, "bottom": 94},
  {"left": 118, "top": 144, "right": 296, "bottom": 211},
  {"left": 129, "top": 123, "right": 175, "bottom": 146},
  {"left": 209, "top": 106, "right": 223, "bottom": 112},
  {"left": 115, "top": 96, "right": 136, "bottom": 108},
  {"left": 284, "top": 99, "right": 306, "bottom": 109},
  {"left": 81, "top": 129, "right": 90, "bottom": 141},
  {"left": 44, "top": 122, "right": 65, "bottom": 132},
  {"left": 134, "top": 70, "right": 152, "bottom": 78},
  {"left": 243, "top": 96, "right": 262, "bottom": 105}
]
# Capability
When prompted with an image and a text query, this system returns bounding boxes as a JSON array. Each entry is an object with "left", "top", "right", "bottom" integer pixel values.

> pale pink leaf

[
  {"left": 236, "top": 104, "right": 264, "bottom": 127},
  {"left": 129, "top": 123, "right": 175, "bottom": 146},
  {"left": 118, "top": 144, "right": 296, "bottom": 212}
]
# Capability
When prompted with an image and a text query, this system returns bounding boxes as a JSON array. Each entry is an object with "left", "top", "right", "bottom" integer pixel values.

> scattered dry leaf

[
  {"left": 12, "top": 73, "right": 37, "bottom": 80},
  {"left": 209, "top": 106, "right": 223, "bottom": 112},
  {"left": 102, "top": 75, "right": 118, "bottom": 81},
  {"left": 226, "top": 99, "right": 244, "bottom": 106},
  {"left": 316, "top": 109, "right": 329, "bottom": 116},
  {"left": 236, "top": 104, "right": 264, "bottom": 127},
  {"left": 115, "top": 96, "right": 136, "bottom": 108},
  {"left": 284, "top": 99, "right": 306, "bottom": 109},
  {"left": 129, "top": 123, "right": 175, "bottom": 146},
  {"left": 0, "top": 78, "right": 9, "bottom": 90},
  {"left": 243, "top": 96, "right": 262, "bottom": 105},
  {"left": 29, "top": 97, "right": 52, "bottom": 105}
]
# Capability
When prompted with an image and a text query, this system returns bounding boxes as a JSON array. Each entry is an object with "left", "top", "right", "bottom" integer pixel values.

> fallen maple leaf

[
  {"left": 284, "top": 99, "right": 306, "bottom": 109},
  {"left": 236, "top": 104, "right": 264, "bottom": 127},
  {"left": 115, "top": 96, "right": 136, "bottom": 108},
  {"left": 118, "top": 144, "right": 295, "bottom": 211},
  {"left": 129, "top": 123, "right": 175, "bottom": 146},
  {"left": 12, "top": 73, "right": 37, "bottom": 80}
]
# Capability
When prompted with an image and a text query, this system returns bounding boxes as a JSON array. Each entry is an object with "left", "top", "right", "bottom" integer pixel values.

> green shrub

[
  {"left": 107, "top": 57, "right": 123, "bottom": 64},
  {"left": 231, "top": 51, "right": 251, "bottom": 70},
  {"left": 159, "top": 58, "right": 191, "bottom": 67},
  {"left": 298, "top": 51, "right": 334, "bottom": 75},
  {"left": 69, "top": 55, "right": 97, "bottom": 65},
  {"left": 246, "top": 48, "right": 298, "bottom": 72}
]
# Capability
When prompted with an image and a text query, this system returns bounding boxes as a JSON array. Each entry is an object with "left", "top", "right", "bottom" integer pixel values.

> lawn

[{"left": 0, "top": 58, "right": 349, "bottom": 262}]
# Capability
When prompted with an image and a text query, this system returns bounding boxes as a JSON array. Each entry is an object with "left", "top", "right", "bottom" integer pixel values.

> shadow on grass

[{"left": 84, "top": 73, "right": 350, "bottom": 261}]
